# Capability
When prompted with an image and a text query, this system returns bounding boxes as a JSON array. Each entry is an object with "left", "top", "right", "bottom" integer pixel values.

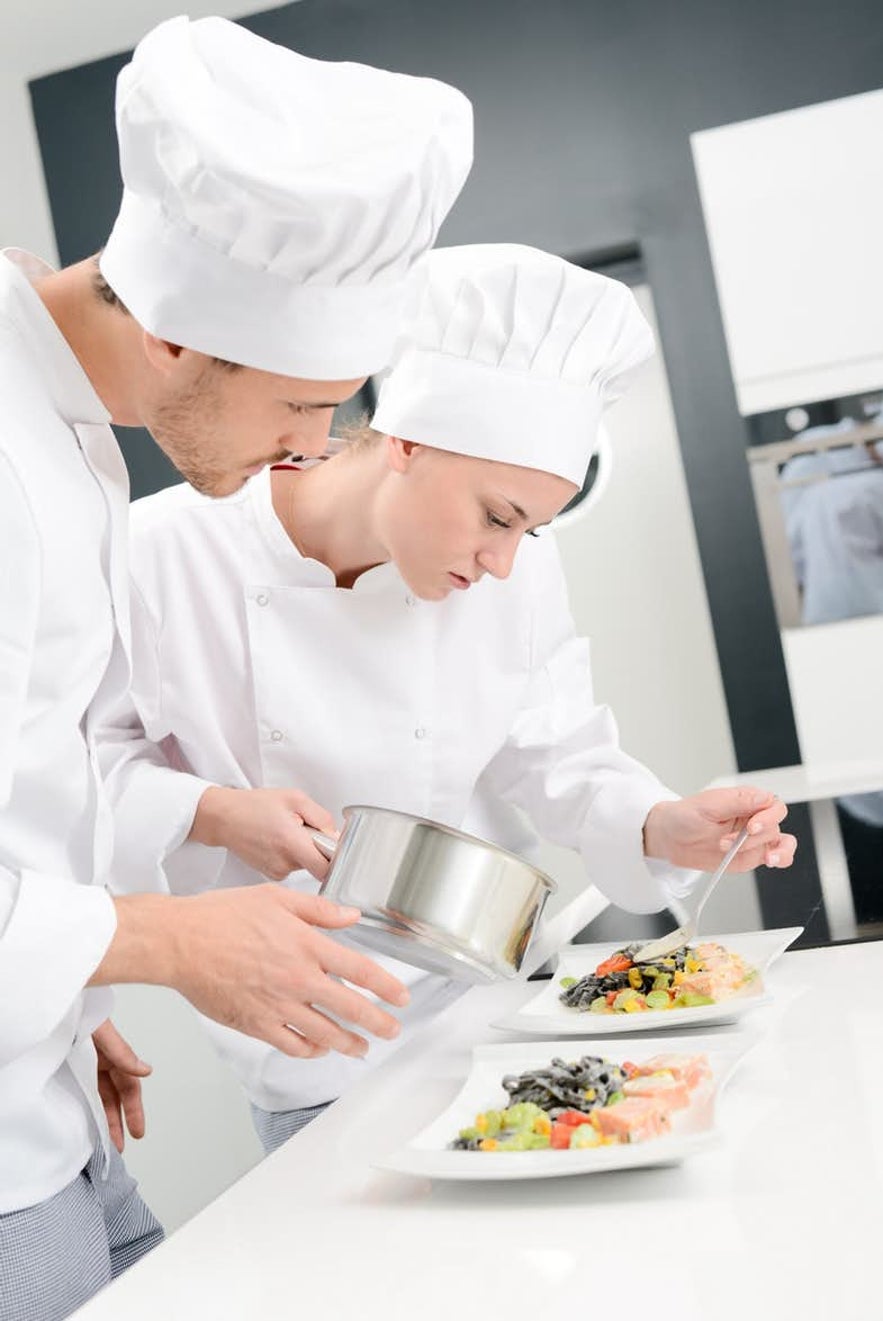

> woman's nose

[{"left": 477, "top": 538, "right": 519, "bottom": 581}]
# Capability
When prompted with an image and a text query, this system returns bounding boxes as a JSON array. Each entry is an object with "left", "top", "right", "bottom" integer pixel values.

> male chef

[{"left": 0, "top": 15, "right": 471, "bottom": 1321}]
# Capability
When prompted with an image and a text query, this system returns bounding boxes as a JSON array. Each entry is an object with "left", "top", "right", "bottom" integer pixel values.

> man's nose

[{"left": 284, "top": 409, "right": 335, "bottom": 458}]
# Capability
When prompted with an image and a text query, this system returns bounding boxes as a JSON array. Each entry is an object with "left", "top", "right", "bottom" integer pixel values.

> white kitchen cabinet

[{"left": 691, "top": 89, "right": 883, "bottom": 416}]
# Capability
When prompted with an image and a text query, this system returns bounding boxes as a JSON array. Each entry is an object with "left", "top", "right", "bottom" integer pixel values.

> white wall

[
  {"left": 553, "top": 286, "right": 737, "bottom": 797},
  {"left": 533, "top": 285, "right": 755, "bottom": 934}
]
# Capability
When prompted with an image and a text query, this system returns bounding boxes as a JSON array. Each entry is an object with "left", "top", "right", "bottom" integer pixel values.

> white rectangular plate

[
  {"left": 492, "top": 927, "right": 802, "bottom": 1035},
  {"left": 374, "top": 1032, "right": 755, "bottom": 1181}
]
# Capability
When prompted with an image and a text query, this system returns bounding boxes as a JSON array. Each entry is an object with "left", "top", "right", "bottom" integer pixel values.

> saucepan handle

[{"left": 310, "top": 831, "right": 339, "bottom": 862}]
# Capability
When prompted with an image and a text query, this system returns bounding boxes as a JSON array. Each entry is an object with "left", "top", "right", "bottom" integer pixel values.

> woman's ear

[{"left": 385, "top": 435, "right": 422, "bottom": 474}]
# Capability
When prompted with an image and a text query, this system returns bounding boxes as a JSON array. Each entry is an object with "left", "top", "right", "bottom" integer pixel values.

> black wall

[{"left": 28, "top": 0, "right": 882, "bottom": 866}]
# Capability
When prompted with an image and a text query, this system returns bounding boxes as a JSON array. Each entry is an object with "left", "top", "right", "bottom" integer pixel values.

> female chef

[{"left": 100, "top": 244, "right": 796, "bottom": 1153}]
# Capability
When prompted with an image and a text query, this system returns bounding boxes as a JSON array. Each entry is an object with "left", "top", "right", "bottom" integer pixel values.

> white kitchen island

[{"left": 73, "top": 941, "right": 883, "bottom": 1320}]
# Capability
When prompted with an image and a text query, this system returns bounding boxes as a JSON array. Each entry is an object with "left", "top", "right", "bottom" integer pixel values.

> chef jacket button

[
  {"left": 256, "top": 592, "right": 269, "bottom": 606},
  {"left": 414, "top": 726, "right": 428, "bottom": 740},
  {"left": 270, "top": 729, "right": 283, "bottom": 742},
  {"left": 405, "top": 594, "right": 416, "bottom": 606}
]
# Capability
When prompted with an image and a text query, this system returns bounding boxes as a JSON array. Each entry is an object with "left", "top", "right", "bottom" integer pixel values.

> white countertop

[{"left": 74, "top": 941, "right": 883, "bottom": 1320}]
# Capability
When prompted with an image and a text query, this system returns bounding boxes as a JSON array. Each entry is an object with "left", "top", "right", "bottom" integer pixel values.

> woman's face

[{"left": 375, "top": 439, "right": 579, "bottom": 601}]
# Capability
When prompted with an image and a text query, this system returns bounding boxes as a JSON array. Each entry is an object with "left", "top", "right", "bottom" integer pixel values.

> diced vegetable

[
  {"left": 569, "top": 1124, "right": 602, "bottom": 1149},
  {"left": 501, "top": 1102, "right": 546, "bottom": 1130},
  {"left": 556, "top": 1109, "right": 594, "bottom": 1127},
  {"left": 674, "top": 991, "right": 714, "bottom": 1008},
  {"left": 595, "top": 953, "right": 633, "bottom": 977},
  {"left": 550, "top": 1122, "right": 572, "bottom": 1149}
]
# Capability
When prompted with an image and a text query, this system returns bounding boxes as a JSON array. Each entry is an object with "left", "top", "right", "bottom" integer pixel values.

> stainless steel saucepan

[{"left": 312, "top": 805, "right": 557, "bottom": 985}]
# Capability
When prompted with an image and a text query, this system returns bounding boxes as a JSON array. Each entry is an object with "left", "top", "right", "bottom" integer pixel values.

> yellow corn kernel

[
  {"left": 673, "top": 970, "right": 686, "bottom": 986},
  {"left": 583, "top": 1088, "right": 597, "bottom": 1102},
  {"left": 533, "top": 1114, "right": 552, "bottom": 1136},
  {"left": 475, "top": 1113, "right": 488, "bottom": 1133},
  {"left": 624, "top": 997, "right": 646, "bottom": 1012},
  {"left": 628, "top": 967, "right": 644, "bottom": 989},
  {"left": 479, "top": 1139, "right": 498, "bottom": 1151},
  {"left": 686, "top": 958, "right": 701, "bottom": 974}
]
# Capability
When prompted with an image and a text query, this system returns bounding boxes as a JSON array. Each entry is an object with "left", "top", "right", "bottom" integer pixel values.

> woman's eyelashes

[{"left": 485, "top": 510, "right": 540, "bottom": 538}]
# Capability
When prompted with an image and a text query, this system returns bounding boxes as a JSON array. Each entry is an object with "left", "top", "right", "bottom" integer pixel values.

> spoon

[{"left": 631, "top": 825, "right": 750, "bottom": 964}]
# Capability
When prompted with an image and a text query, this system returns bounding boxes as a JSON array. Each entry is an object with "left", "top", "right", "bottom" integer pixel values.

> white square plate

[
  {"left": 374, "top": 1032, "right": 755, "bottom": 1181},
  {"left": 491, "top": 927, "right": 802, "bottom": 1035}
]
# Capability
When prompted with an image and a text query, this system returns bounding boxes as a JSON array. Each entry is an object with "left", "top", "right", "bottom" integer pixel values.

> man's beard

[{"left": 146, "top": 367, "right": 239, "bottom": 497}]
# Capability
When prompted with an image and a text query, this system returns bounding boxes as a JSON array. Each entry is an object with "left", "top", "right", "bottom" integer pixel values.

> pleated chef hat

[
  {"left": 371, "top": 244, "right": 654, "bottom": 485},
  {"left": 99, "top": 16, "right": 473, "bottom": 379}
]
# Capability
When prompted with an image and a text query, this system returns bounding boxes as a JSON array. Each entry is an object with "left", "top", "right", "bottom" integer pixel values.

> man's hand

[
  {"left": 643, "top": 786, "right": 797, "bottom": 872},
  {"left": 93, "top": 1019, "right": 152, "bottom": 1153},
  {"left": 191, "top": 785, "right": 337, "bottom": 881},
  {"left": 94, "top": 886, "right": 410, "bottom": 1062}
]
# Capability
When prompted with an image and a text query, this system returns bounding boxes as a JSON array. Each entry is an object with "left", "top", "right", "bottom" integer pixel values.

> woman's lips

[{"left": 448, "top": 572, "right": 471, "bottom": 590}]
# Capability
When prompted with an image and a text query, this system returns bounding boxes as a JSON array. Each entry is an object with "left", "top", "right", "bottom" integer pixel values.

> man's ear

[
  {"left": 141, "top": 330, "right": 186, "bottom": 375},
  {"left": 385, "top": 435, "right": 421, "bottom": 474}
]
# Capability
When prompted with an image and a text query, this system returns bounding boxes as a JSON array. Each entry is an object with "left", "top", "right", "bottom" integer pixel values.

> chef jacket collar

[
  {"left": 1, "top": 250, "right": 111, "bottom": 429},
  {"left": 248, "top": 464, "right": 400, "bottom": 595}
]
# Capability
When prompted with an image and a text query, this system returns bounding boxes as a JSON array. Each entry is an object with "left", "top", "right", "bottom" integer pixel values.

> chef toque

[
  {"left": 371, "top": 244, "right": 654, "bottom": 485},
  {"left": 99, "top": 16, "right": 473, "bottom": 379}
]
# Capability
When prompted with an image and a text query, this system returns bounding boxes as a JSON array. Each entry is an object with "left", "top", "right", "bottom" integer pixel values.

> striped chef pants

[
  {"left": 0, "top": 1146, "right": 163, "bottom": 1321},
  {"left": 250, "top": 1101, "right": 332, "bottom": 1154}
]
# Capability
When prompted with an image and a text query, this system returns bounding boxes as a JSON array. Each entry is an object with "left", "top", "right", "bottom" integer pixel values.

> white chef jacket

[
  {"left": 100, "top": 464, "right": 687, "bottom": 1111},
  {"left": 0, "top": 249, "right": 134, "bottom": 1212}
]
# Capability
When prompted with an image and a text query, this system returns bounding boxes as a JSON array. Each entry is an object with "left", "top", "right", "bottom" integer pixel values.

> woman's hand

[
  {"left": 92, "top": 1019, "right": 152, "bottom": 1153},
  {"left": 191, "top": 785, "right": 338, "bottom": 880},
  {"left": 642, "top": 787, "right": 797, "bottom": 873}
]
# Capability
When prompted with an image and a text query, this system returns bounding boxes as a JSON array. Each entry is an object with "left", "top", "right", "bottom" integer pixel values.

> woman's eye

[
  {"left": 287, "top": 403, "right": 309, "bottom": 415},
  {"left": 487, "top": 512, "right": 511, "bottom": 530},
  {"left": 526, "top": 528, "right": 540, "bottom": 538}
]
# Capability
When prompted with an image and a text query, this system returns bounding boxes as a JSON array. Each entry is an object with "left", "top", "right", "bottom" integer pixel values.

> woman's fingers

[{"left": 720, "top": 831, "right": 797, "bottom": 870}]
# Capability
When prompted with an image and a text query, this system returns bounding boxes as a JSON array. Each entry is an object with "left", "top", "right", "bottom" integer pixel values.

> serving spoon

[{"left": 631, "top": 824, "right": 750, "bottom": 964}]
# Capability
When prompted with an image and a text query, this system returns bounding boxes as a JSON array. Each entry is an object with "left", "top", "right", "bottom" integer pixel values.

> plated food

[
  {"left": 558, "top": 941, "right": 758, "bottom": 1016},
  {"left": 492, "top": 928, "right": 802, "bottom": 1036},
  {"left": 450, "top": 1049, "right": 712, "bottom": 1152},
  {"left": 374, "top": 1033, "right": 753, "bottom": 1182}
]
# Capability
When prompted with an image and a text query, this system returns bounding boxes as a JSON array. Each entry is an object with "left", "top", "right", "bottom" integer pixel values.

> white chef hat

[
  {"left": 99, "top": 16, "right": 473, "bottom": 379},
  {"left": 371, "top": 244, "right": 654, "bottom": 485}
]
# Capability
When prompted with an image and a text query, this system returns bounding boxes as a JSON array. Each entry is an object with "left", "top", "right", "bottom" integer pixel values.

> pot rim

[{"left": 341, "top": 803, "right": 557, "bottom": 894}]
